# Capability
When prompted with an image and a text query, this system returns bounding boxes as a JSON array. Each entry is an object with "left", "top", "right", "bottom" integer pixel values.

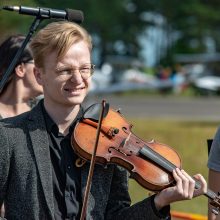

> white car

[{"left": 193, "top": 75, "right": 220, "bottom": 95}]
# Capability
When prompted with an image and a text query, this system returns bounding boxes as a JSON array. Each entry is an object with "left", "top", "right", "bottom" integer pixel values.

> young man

[{"left": 0, "top": 21, "right": 207, "bottom": 220}]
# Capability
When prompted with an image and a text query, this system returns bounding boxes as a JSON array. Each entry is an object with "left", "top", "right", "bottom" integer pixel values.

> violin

[{"left": 71, "top": 102, "right": 220, "bottom": 215}]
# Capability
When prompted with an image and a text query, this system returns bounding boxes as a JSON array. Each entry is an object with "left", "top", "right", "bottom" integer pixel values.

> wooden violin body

[
  {"left": 71, "top": 103, "right": 220, "bottom": 214},
  {"left": 72, "top": 107, "right": 181, "bottom": 191}
]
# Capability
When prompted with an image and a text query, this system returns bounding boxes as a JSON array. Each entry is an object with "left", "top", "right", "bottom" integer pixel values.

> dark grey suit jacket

[{"left": 0, "top": 102, "right": 170, "bottom": 220}]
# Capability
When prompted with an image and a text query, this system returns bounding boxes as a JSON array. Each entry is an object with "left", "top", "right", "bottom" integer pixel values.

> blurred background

[
  {"left": 1, "top": 0, "right": 220, "bottom": 218},
  {"left": 2, "top": 0, "right": 220, "bottom": 96}
]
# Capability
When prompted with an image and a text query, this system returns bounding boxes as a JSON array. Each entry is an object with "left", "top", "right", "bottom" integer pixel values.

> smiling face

[{"left": 34, "top": 40, "right": 92, "bottom": 109}]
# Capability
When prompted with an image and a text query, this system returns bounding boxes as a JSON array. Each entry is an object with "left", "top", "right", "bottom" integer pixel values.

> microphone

[{"left": 2, "top": 5, "right": 84, "bottom": 23}]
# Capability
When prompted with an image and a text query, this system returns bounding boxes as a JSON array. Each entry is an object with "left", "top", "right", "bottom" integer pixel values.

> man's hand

[{"left": 154, "top": 168, "right": 207, "bottom": 210}]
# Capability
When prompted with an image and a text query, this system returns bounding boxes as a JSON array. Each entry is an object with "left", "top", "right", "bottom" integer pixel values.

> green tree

[
  {"left": 2, "top": 0, "right": 220, "bottom": 67},
  {"left": 0, "top": 0, "right": 39, "bottom": 40},
  {"left": 35, "top": 0, "right": 151, "bottom": 66}
]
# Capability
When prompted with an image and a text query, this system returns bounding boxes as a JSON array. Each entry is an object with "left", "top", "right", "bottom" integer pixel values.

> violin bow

[{"left": 80, "top": 100, "right": 106, "bottom": 220}]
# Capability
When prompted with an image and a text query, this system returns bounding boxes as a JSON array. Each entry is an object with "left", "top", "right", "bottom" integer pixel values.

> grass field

[{"left": 127, "top": 118, "right": 219, "bottom": 216}]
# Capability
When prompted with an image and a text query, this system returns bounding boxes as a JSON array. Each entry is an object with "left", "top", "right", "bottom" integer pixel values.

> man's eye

[
  {"left": 80, "top": 68, "right": 90, "bottom": 73},
  {"left": 59, "top": 69, "right": 72, "bottom": 75}
]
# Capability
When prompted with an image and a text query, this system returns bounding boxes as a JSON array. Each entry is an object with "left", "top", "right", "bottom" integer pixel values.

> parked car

[
  {"left": 192, "top": 75, "right": 220, "bottom": 96},
  {"left": 186, "top": 63, "right": 220, "bottom": 96}
]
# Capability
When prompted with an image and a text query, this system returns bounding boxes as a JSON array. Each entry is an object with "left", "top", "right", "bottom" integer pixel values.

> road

[{"left": 85, "top": 94, "right": 220, "bottom": 121}]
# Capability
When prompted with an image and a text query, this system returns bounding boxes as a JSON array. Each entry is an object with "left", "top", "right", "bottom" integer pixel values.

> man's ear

[
  {"left": 14, "top": 63, "right": 25, "bottom": 78},
  {"left": 34, "top": 67, "right": 43, "bottom": 86}
]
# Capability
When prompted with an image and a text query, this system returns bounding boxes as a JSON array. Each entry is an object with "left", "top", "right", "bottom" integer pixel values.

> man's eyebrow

[{"left": 56, "top": 64, "right": 72, "bottom": 69}]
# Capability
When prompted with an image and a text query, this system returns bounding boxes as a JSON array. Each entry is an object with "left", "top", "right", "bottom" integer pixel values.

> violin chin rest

[{"left": 83, "top": 102, "right": 110, "bottom": 121}]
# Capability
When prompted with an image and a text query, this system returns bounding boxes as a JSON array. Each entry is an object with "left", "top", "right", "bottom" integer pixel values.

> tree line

[{"left": 1, "top": 0, "right": 220, "bottom": 67}]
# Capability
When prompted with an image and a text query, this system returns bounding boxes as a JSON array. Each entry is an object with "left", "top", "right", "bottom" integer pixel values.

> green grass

[{"left": 127, "top": 118, "right": 219, "bottom": 216}]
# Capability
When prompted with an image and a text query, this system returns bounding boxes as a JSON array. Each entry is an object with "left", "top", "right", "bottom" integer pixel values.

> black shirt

[{"left": 41, "top": 101, "right": 83, "bottom": 220}]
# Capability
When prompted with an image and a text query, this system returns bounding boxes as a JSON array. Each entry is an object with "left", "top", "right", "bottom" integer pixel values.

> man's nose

[{"left": 70, "top": 70, "right": 83, "bottom": 83}]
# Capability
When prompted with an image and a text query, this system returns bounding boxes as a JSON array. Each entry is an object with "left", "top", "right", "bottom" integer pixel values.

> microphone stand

[{"left": 0, "top": 16, "right": 42, "bottom": 93}]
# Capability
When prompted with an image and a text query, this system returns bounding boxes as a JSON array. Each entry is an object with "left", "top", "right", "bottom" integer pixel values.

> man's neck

[{"left": 43, "top": 102, "right": 81, "bottom": 136}]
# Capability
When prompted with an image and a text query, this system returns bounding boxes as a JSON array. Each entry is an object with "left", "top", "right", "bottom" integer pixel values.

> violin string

[
  {"left": 139, "top": 145, "right": 177, "bottom": 172},
  {"left": 139, "top": 145, "right": 217, "bottom": 199}
]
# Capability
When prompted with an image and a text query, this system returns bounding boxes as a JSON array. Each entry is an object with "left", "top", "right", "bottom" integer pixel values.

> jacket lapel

[{"left": 27, "top": 102, "right": 54, "bottom": 218}]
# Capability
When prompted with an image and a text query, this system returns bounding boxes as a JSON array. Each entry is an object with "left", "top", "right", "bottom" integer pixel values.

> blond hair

[{"left": 30, "top": 21, "right": 92, "bottom": 68}]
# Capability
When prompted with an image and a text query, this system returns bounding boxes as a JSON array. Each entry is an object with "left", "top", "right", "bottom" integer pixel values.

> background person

[
  {"left": 0, "top": 21, "right": 207, "bottom": 220},
  {"left": 0, "top": 34, "right": 43, "bottom": 217},
  {"left": 208, "top": 129, "right": 220, "bottom": 220},
  {"left": 0, "top": 34, "right": 43, "bottom": 118}
]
